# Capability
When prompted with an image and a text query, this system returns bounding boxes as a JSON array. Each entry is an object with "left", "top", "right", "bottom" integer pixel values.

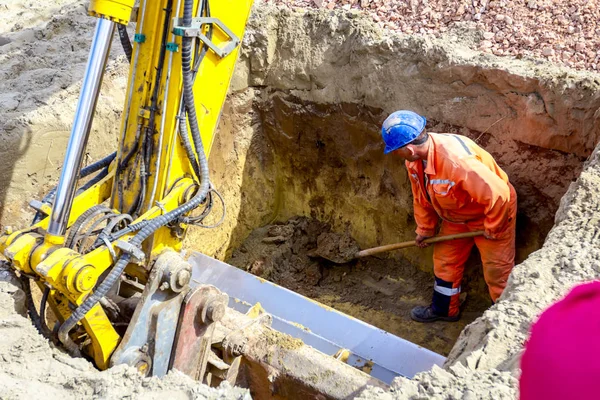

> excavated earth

[
  {"left": 3, "top": 0, "right": 600, "bottom": 398},
  {"left": 0, "top": 266, "right": 251, "bottom": 399},
  {"left": 228, "top": 217, "right": 490, "bottom": 356}
]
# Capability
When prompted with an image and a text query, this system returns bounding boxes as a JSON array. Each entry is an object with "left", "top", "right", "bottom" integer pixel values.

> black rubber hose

[
  {"left": 40, "top": 287, "right": 50, "bottom": 336},
  {"left": 80, "top": 152, "right": 116, "bottom": 178},
  {"left": 65, "top": 205, "right": 113, "bottom": 249},
  {"left": 73, "top": 212, "right": 120, "bottom": 253},
  {"left": 57, "top": 0, "right": 211, "bottom": 355},
  {"left": 87, "top": 219, "right": 150, "bottom": 253},
  {"left": 117, "top": 25, "right": 133, "bottom": 63},
  {"left": 32, "top": 153, "right": 116, "bottom": 224},
  {"left": 177, "top": 0, "right": 212, "bottom": 182},
  {"left": 76, "top": 166, "right": 109, "bottom": 196},
  {"left": 178, "top": 108, "right": 201, "bottom": 179},
  {"left": 21, "top": 276, "right": 50, "bottom": 337}
]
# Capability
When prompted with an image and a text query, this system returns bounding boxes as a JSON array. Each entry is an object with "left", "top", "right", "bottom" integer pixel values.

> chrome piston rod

[{"left": 47, "top": 18, "right": 115, "bottom": 236}]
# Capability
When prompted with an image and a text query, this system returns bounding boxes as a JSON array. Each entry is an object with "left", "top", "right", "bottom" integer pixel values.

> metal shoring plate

[{"left": 187, "top": 251, "right": 446, "bottom": 383}]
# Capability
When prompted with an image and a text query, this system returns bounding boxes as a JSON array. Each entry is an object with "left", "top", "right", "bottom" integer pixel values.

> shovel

[{"left": 312, "top": 231, "right": 485, "bottom": 264}]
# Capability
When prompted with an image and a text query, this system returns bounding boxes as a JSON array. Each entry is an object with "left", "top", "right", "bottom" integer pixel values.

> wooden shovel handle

[{"left": 355, "top": 231, "right": 485, "bottom": 258}]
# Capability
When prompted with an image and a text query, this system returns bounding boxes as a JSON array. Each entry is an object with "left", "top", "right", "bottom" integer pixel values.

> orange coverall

[{"left": 406, "top": 133, "right": 516, "bottom": 317}]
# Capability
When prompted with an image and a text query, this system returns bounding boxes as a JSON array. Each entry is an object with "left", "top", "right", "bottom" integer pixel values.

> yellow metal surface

[
  {"left": 113, "top": 0, "right": 253, "bottom": 256},
  {"left": 0, "top": 0, "right": 254, "bottom": 371},
  {"left": 89, "top": 0, "right": 136, "bottom": 24},
  {"left": 82, "top": 304, "right": 122, "bottom": 369},
  {"left": 36, "top": 170, "right": 114, "bottom": 232},
  {"left": 0, "top": 230, "right": 28, "bottom": 254},
  {"left": 43, "top": 233, "right": 65, "bottom": 246},
  {"left": 4, "top": 234, "right": 41, "bottom": 274}
]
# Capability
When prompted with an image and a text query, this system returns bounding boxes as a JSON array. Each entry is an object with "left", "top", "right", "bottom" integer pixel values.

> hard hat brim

[{"left": 384, "top": 144, "right": 398, "bottom": 154}]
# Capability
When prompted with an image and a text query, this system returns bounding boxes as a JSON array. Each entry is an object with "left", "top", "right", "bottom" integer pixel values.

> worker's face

[{"left": 392, "top": 145, "right": 420, "bottom": 161}]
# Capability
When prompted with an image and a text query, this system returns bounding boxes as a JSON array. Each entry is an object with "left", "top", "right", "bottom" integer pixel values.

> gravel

[{"left": 263, "top": 0, "right": 600, "bottom": 71}]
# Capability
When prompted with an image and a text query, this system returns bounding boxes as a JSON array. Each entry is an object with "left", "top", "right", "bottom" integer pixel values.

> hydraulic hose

[
  {"left": 65, "top": 205, "right": 113, "bottom": 249},
  {"left": 32, "top": 152, "right": 116, "bottom": 224},
  {"left": 76, "top": 166, "right": 109, "bottom": 196},
  {"left": 177, "top": 0, "right": 212, "bottom": 183},
  {"left": 80, "top": 152, "right": 116, "bottom": 178},
  {"left": 21, "top": 276, "right": 50, "bottom": 337},
  {"left": 178, "top": 107, "right": 201, "bottom": 179},
  {"left": 117, "top": 25, "right": 133, "bottom": 63},
  {"left": 40, "top": 287, "right": 50, "bottom": 336},
  {"left": 87, "top": 220, "right": 150, "bottom": 253},
  {"left": 58, "top": 0, "right": 211, "bottom": 355}
]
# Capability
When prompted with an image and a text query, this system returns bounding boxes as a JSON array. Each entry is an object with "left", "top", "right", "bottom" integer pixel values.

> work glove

[
  {"left": 484, "top": 231, "right": 496, "bottom": 240},
  {"left": 415, "top": 234, "right": 432, "bottom": 248}
]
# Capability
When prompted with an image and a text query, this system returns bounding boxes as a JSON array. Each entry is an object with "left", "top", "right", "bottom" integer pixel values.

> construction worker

[{"left": 381, "top": 110, "right": 517, "bottom": 322}]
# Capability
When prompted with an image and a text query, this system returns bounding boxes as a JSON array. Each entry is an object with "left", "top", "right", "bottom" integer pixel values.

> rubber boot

[{"left": 410, "top": 305, "right": 460, "bottom": 323}]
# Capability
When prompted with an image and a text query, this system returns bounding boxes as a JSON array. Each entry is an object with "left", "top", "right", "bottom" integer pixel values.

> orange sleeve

[
  {"left": 459, "top": 159, "right": 511, "bottom": 239},
  {"left": 407, "top": 169, "right": 439, "bottom": 237}
]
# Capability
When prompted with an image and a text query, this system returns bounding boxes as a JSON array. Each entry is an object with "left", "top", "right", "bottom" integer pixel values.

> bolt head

[
  {"left": 135, "top": 360, "right": 150, "bottom": 376},
  {"left": 161, "top": 256, "right": 192, "bottom": 293},
  {"left": 205, "top": 300, "right": 226, "bottom": 322},
  {"left": 176, "top": 269, "right": 191, "bottom": 287}
]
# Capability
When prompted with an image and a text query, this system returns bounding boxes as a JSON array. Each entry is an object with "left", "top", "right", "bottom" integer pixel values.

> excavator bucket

[{"left": 187, "top": 251, "right": 445, "bottom": 384}]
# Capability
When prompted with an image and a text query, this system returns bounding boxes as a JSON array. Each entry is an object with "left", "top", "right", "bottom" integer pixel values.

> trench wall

[
  {"left": 186, "top": 6, "right": 588, "bottom": 275},
  {"left": 190, "top": 7, "right": 600, "bottom": 396}
]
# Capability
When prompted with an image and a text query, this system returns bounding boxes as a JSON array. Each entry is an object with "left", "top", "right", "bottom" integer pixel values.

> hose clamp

[
  {"left": 172, "top": 17, "right": 240, "bottom": 58},
  {"left": 115, "top": 240, "right": 146, "bottom": 264},
  {"left": 100, "top": 235, "right": 117, "bottom": 261}
]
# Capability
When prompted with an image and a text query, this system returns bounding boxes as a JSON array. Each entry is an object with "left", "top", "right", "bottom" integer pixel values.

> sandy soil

[
  {"left": 0, "top": 266, "right": 249, "bottom": 400},
  {"left": 228, "top": 216, "right": 489, "bottom": 356}
]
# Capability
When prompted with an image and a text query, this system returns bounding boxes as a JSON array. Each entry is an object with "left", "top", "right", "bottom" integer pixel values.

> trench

[
  {"left": 175, "top": 6, "right": 599, "bottom": 393},
  {"left": 188, "top": 89, "right": 584, "bottom": 358}
]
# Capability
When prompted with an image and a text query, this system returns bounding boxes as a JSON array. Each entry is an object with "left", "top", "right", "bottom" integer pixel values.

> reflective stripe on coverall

[{"left": 406, "top": 133, "right": 516, "bottom": 317}]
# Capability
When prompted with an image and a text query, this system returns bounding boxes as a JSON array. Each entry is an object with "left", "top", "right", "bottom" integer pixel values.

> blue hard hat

[{"left": 381, "top": 110, "right": 427, "bottom": 154}]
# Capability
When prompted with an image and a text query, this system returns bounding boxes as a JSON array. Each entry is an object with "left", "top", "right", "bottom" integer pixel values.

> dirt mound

[
  {"left": 310, "top": 230, "right": 361, "bottom": 263},
  {"left": 0, "top": 265, "right": 249, "bottom": 400},
  {"left": 228, "top": 216, "right": 490, "bottom": 355},
  {"left": 266, "top": 0, "right": 600, "bottom": 71}
]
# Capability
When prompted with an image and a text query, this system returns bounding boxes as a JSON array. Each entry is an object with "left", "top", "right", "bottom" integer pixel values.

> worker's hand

[
  {"left": 484, "top": 231, "right": 496, "bottom": 240},
  {"left": 415, "top": 234, "right": 432, "bottom": 248}
]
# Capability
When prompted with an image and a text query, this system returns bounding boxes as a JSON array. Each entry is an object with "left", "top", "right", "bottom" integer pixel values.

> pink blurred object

[{"left": 520, "top": 281, "right": 600, "bottom": 400}]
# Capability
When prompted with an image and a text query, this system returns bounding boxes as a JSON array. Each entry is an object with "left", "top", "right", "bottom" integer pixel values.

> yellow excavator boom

[{"left": 0, "top": 0, "right": 253, "bottom": 370}]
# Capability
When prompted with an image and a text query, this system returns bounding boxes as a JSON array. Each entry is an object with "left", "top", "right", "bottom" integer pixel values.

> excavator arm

[
  {"left": 0, "top": 0, "right": 252, "bottom": 372},
  {"left": 0, "top": 0, "right": 445, "bottom": 396}
]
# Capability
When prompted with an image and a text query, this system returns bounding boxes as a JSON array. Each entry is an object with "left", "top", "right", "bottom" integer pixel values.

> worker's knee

[
  {"left": 481, "top": 261, "right": 512, "bottom": 301},
  {"left": 433, "top": 262, "right": 462, "bottom": 284}
]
